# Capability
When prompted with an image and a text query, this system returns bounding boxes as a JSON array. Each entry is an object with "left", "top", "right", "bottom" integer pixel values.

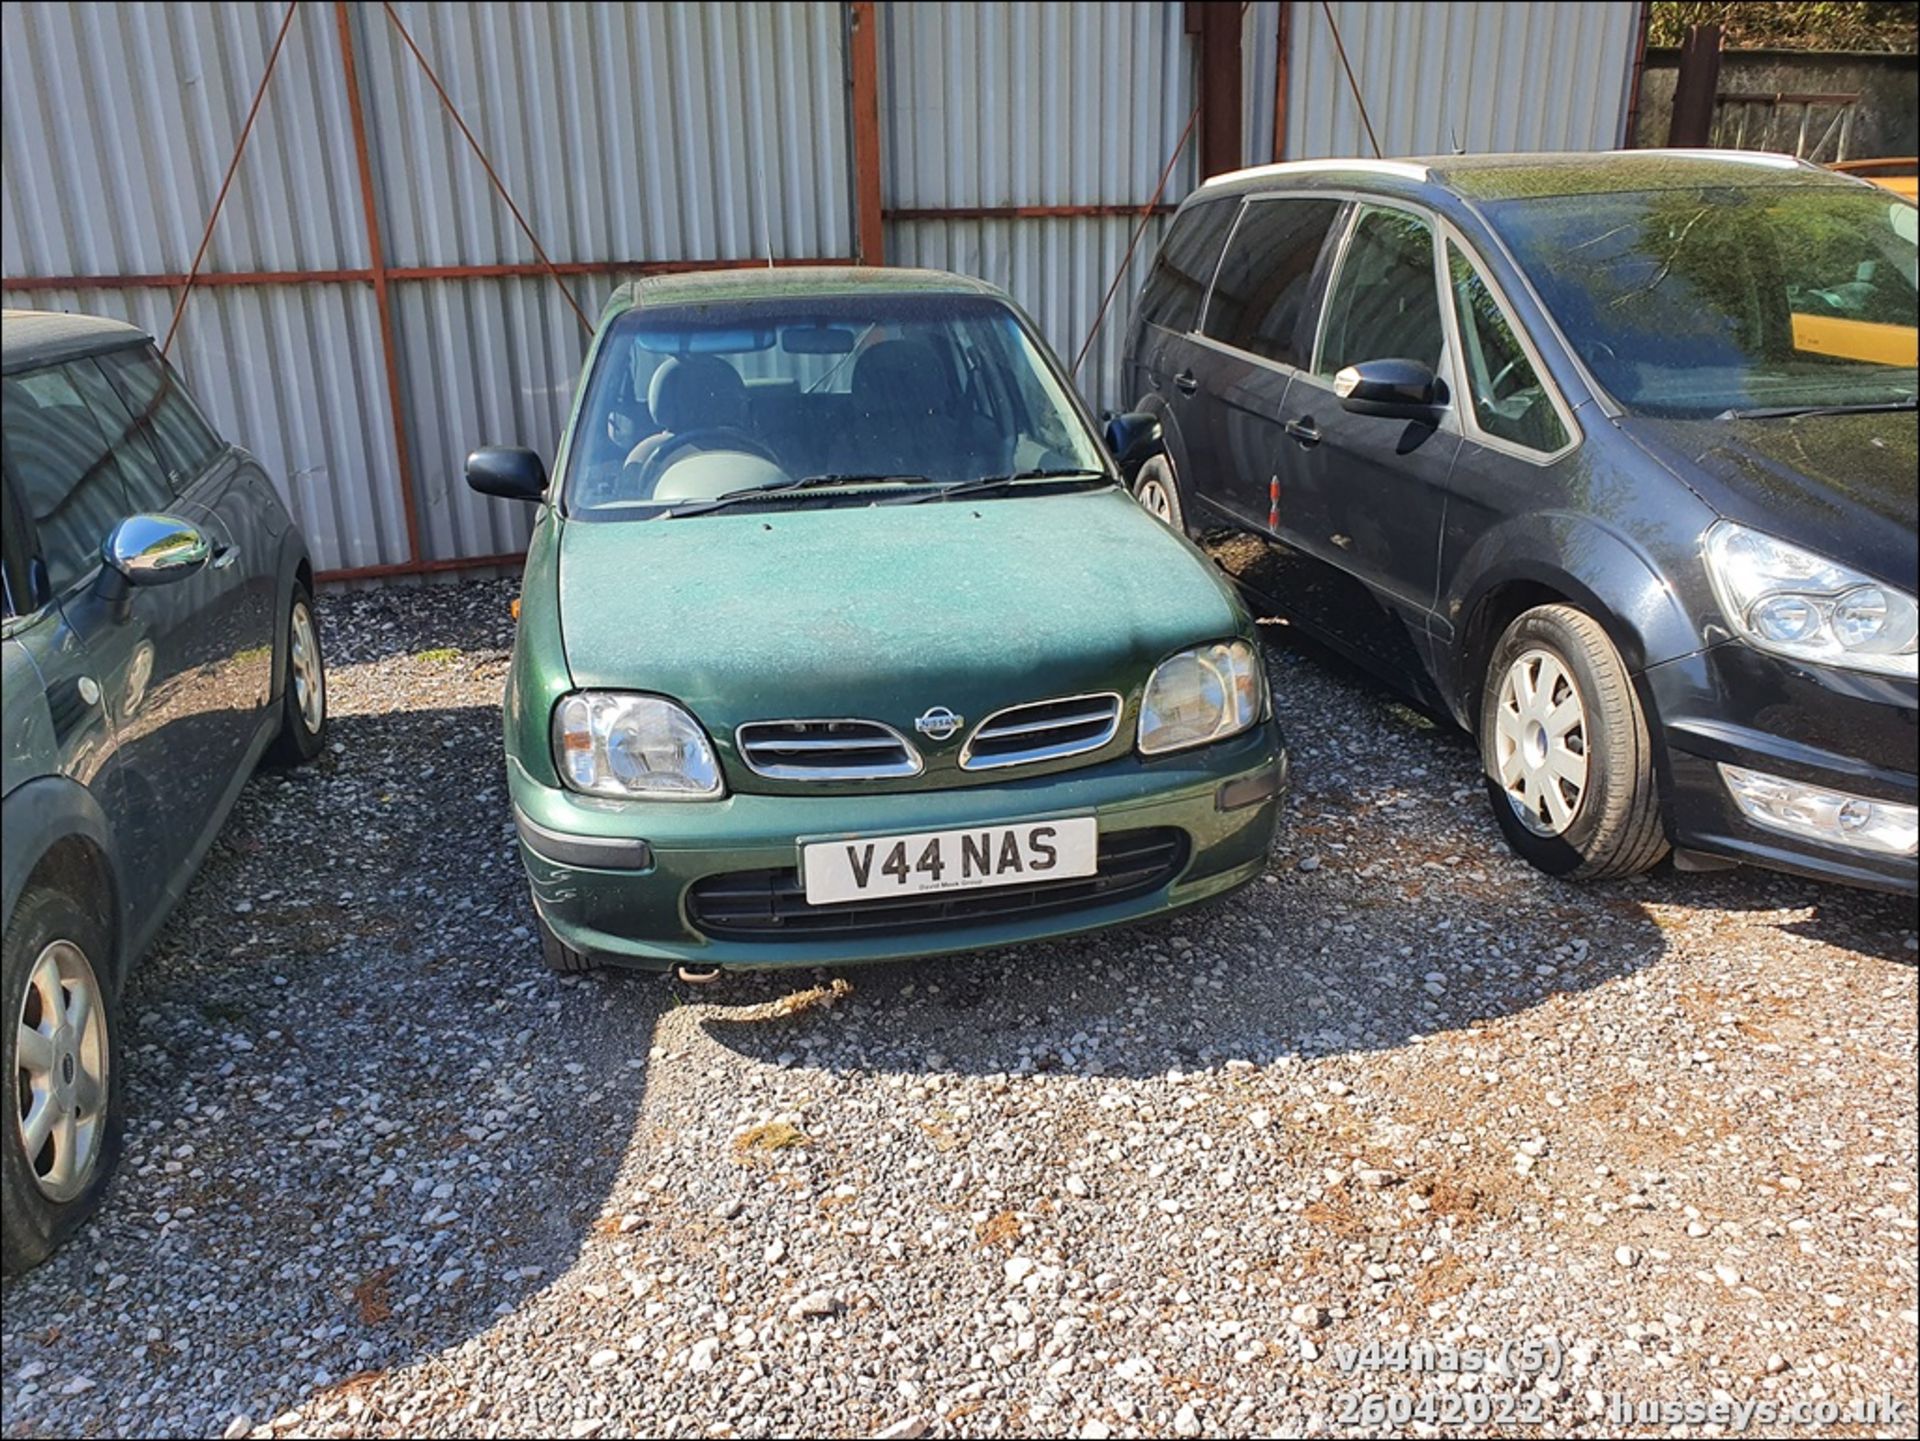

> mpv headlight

[
  {"left": 1137, "top": 640, "right": 1265, "bottom": 755},
  {"left": 1703, "top": 522, "right": 1918, "bottom": 679},
  {"left": 553, "top": 693, "right": 724, "bottom": 799}
]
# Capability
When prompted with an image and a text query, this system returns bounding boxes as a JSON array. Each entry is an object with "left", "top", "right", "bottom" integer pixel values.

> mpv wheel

[
  {"left": 3, "top": 881, "right": 124, "bottom": 1275},
  {"left": 267, "top": 582, "right": 327, "bottom": 767},
  {"left": 1479, "top": 604, "right": 1668, "bottom": 881},
  {"left": 1132, "top": 457, "right": 1185, "bottom": 533}
]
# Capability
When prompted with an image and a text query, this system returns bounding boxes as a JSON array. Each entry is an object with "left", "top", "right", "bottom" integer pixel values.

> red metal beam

[
  {"left": 883, "top": 204, "right": 1177, "bottom": 222},
  {"left": 848, "top": 0, "right": 886, "bottom": 264},
  {"left": 335, "top": 1, "right": 425, "bottom": 578},
  {"left": 1621, "top": 0, "right": 1652, "bottom": 149},
  {"left": 317, "top": 550, "right": 526, "bottom": 584},
  {"left": 1195, "top": 1, "right": 1243, "bottom": 178},
  {"left": 4, "top": 268, "right": 373, "bottom": 291},
  {"left": 1272, "top": 2, "right": 1291, "bottom": 162},
  {"left": 3, "top": 256, "right": 858, "bottom": 292},
  {"left": 1667, "top": 23, "right": 1724, "bottom": 148}
]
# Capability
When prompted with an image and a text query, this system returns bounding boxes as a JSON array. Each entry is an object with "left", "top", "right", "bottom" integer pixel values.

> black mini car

[{"left": 1120, "top": 151, "right": 1916, "bottom": 894}]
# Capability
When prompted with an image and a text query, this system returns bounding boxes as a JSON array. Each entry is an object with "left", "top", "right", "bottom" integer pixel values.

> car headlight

[
  {"left": 1703, "top": 522, "right": 1918, "bottom": 679},
  {"left": 552, "top": 692, "right": 724, "bottom": 799},
  {"left": 1137, "top": 639, "right": 1265, "bottom": 755}
]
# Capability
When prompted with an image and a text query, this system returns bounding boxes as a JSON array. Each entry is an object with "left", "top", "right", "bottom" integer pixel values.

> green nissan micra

[{"left": 468, "top": 268, "right": 1285, "bottom": 975}]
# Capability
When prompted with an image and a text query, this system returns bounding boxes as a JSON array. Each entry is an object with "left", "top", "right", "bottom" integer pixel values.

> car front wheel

[
  {"left": 2, "top": 879, "right": 124, "bottom": 1275},
  {"left": 266, "top": 581, "right": 327, "bottom": 767},
  {"left": 1479, "top": 603, "right": 1668, "bottom": 881}
]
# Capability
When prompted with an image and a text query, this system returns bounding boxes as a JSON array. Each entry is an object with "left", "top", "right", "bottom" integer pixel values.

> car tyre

[
  {"left": 537, "top": 914, "right": 596, "bottom": 974},
  {"left": 2, "top": 880, "right": 125, "bottom": 1276},
  {"left": 1132, "top": 456, "right": 1186, "bottom": 534},
  {"left": 1479, "top": 604, "right": 1668, "bottom": 881},
  {"left": 266, "top": 582, "right": 327, "bottom": 767}
]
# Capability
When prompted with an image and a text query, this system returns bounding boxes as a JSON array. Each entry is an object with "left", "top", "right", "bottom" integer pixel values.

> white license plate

[{"left": 802, "top": 817, "right": 1099, "bottom": 906}]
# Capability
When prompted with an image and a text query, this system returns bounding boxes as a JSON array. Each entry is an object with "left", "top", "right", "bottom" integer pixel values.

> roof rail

[{"left": 1198, "top": 157, "right": 1431, "bottom": 191}]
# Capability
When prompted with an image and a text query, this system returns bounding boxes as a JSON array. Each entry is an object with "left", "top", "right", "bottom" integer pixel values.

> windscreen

[
  {"left": 1485, "top": 185, "right": 1918, "bottom": 418},
  {"left": 566, "top": 293, "right": 1106, "bottom": 517}
]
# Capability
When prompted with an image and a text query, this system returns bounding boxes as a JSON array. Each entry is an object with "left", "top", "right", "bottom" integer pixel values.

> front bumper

[
  {"left": 1645, "top": 642, "right": 1917, "bottom": 895},
  {"left": 508, "top": 724, "right": 1285, "bottom": 968}
]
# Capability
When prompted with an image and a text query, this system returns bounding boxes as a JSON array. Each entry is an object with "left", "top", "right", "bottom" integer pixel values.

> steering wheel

[{"left": 629, "top": 427, "right": 782, "bottom": 495}]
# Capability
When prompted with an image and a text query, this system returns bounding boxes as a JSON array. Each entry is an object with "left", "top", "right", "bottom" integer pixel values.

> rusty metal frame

[
  {"left": 848, "top": 0, "right": 885, "bottom": 264},
  {"left": 334, "top": 1, "right": 424, "bottom": 580},
  {"left": 884, "top": 204, "right": 1177, "bottom": 222},
  {"left": 1272, "top": 1, "right": 1291, "bottom": 161}
]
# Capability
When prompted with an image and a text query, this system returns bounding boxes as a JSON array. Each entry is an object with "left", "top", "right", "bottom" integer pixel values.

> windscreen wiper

[
  {"left": 878, "top": 468, "right": 1110, "bottom": 505},
  {"left": 1718, "top": 396, "right": 1918, "bottom": 421},
  {"left": 658, "top": 473, "right": 930, "bottom": 519}
]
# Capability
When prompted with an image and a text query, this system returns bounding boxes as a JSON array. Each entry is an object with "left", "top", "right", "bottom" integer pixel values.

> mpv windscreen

[
  {"left": 566, "top": 294, "right": 1106, "bottom": 516},
  {"left": 1486, "top": 186, "right": 1919, "bottom": 418}
]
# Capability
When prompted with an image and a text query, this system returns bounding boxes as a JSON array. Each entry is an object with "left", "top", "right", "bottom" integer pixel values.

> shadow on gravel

[{"left": 0, "top": 701, "right": 666, "bottom": 1433}]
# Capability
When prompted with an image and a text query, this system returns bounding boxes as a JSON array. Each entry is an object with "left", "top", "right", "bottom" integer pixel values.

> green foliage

[{"left": 1650, "top": 1, "right": 1919, "bottom": 52}]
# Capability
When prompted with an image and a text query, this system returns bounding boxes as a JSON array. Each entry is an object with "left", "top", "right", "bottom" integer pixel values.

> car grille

[
  {"left": 687, "top": 827, "right": 1188, "bottom": 940},
  {"left": 735, "top": 719, "right": 922, "bottom": 780},
  {"left": 960, "top": 692, "right": 1124, "bottom": 771}
]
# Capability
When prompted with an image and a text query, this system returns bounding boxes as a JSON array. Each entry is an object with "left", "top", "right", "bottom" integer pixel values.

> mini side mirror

[
  {"left": 466, "top": 446, "right": 549, "bottom": 503},
  {"left": 1103, "top": 411, "right": 1164, "bottom": 476},
  {"left": 102, "top": 513, "right": 211, "bottom": 587},
  {"left": 1334, "top": 359, "right": 1448, "bottom": 423}
]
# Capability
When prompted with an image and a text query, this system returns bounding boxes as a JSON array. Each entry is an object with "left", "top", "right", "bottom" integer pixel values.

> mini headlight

[
  {"left": 552, "top": 692, "right": 724, "bottom": 800},
  {"left": 1702, "top": 522, "right": 1918, "bottom": 679},
  {"left": 1137, "top": 639, "right": 1265, "bottom": 756}
]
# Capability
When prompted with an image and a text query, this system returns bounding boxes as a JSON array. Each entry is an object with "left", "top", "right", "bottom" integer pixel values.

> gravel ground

[{"left": 2, "top": 575, "right": 1915, "bottom": 1440}]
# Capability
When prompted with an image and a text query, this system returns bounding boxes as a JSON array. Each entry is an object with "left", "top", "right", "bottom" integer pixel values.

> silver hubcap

[
  {"left": 1494, "top": 649, "right": 1589, "bottom": 837},
  {"left": 1138, "top": 476, "right": 1173, "bottom": 524},
  {"left": 290, "top": 601, "right": 324, "bottom": 734},
  {"left": 14, "top": 939, "right": 109, "bottom": 1202}
]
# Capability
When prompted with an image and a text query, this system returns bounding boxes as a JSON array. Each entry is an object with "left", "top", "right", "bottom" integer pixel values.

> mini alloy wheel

[{"left": 13, "top": 939, "right": 110, "bottom": 1203}]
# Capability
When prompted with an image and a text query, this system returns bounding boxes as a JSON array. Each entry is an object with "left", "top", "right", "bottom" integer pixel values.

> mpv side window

[
  {"left": 0, "top": 364, "right": 138, "bottom": 594},
  {"left": 1135, "top": 199, "right": 1236, "bottom": 335},
  {"left": 0, "top": 474, "right": 32, "bottom": 617},
  {"left": 1446, "top": 243, "right": 1570, "bottom": 454},
  {"left": 97, "top": 344, "right": 225, "bottom": 488},
  {"left": 1202, "top": 197, "right": 1345, "bottom": 367},
  {"left": 1316, "top": 206, "right": 1446, "bottom": 379}
]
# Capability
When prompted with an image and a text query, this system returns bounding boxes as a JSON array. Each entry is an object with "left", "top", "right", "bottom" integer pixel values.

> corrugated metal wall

[
  {"left": 1283, "top": 1, "right": 1641, "bottom": 160},
  {"left": 4, "top": 1, "right": 1639, "bottom": 571},
  {"left": 2, "top": 0, "right": 855, "bottom": 573},
  {"left": 877, "top": 0, "right": 1198, "bottom": 413}
]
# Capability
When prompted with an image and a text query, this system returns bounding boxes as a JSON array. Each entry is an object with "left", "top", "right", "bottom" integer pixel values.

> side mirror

[
  {"left": 102, "top": 513, "right": 210, "bottom": 587},
  {"left": 1103, "top": 411, "right": 1164, "bottom": 475},
  {"left": 1334, "top": 359, "right": 1448, "bottom": 423},
  {"left": 466, "top": 447, "right": 548, "bottom": 503}
]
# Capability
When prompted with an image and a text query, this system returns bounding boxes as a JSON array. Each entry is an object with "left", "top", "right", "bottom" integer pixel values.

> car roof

[
  {"left": 602, "top": 265, "right": 1007, "bottom": 321},
  {"left": 2, "top": 308, "right": 151, "bottom": 375},
  {"left": 1190, "top": 149, "right": 1852, "bottom": 206}
]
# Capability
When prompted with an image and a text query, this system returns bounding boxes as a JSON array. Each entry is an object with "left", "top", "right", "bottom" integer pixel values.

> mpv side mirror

[
  {"left": 467, "top": 447, "right": 548, "bottom": 503},
  {"left": 1103, "top": 411, "right": 1164, "bottom": 475},
  {"left": 102, "top": 513, "right": 211, "bottom": 587},
  {"left": 1334, "top": 359, "right": 1448, "bottom": 424}
]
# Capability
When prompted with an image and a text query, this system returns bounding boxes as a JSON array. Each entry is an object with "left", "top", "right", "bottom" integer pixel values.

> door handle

[
  {"left": 211, "top": 544, "right": 240, "bottom": 570},
  {"left": 1174, "top": 369, "right": 1199, "bottom": 395},
  {"left": 1284, "top": 417, "right": 1321, "bottom": 447}
]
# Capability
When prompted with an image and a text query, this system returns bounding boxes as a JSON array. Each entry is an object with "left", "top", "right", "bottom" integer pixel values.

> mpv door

[
  {"left": 1278, "top": 203, "right": 1462, "bottom": 670},
  {"left": 1187, "top": 195, "right": 1349, "bottom": 528},
  {"left": 1124, "top": 196, "right": 1237, "bottom": 496}
]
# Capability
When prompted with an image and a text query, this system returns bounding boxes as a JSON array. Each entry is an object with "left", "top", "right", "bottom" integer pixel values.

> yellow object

[
  {"left": 1829, "top": 158, "right": 1919, "bottom": 202},
  {"left": 1791, "top": 312, "right": 1919, "bottom": 367},
  {"left": 510, "top": 596, "right": 521, "bottom": 621}
]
